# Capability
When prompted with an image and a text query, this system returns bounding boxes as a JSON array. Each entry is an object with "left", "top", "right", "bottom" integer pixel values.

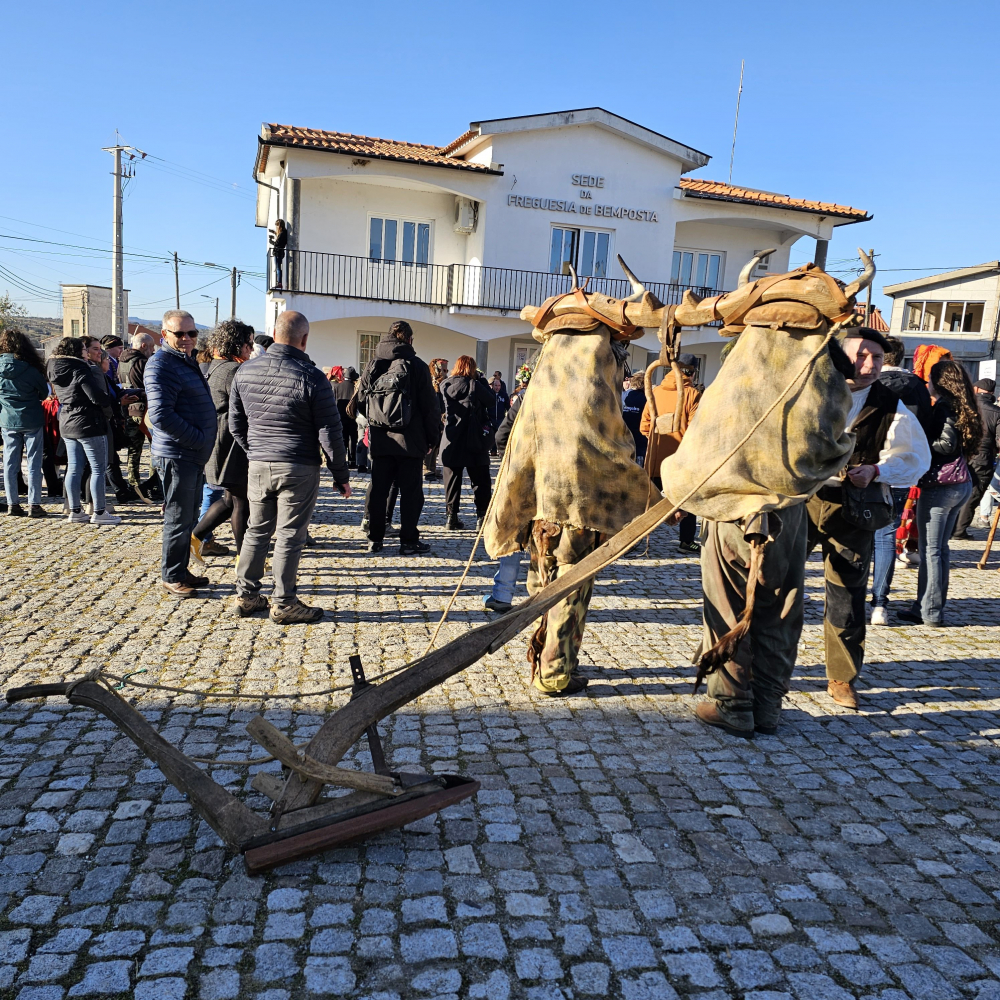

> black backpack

[{"left": 366, "top": 358, "right": 412, "bottom": 431}]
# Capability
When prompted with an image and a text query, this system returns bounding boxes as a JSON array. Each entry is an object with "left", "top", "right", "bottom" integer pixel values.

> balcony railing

[{"left": 267, "top": 249, "right": 723, "bottom": 317}]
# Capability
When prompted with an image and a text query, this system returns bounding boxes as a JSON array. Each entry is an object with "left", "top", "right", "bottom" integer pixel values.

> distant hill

[{"left": 17, "top": 316, "right": 63, "bottom": 350}]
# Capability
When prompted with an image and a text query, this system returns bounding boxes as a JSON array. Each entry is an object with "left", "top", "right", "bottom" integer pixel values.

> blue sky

[{"left": 2, "top": 0, "right": 996, "bottom": 330}]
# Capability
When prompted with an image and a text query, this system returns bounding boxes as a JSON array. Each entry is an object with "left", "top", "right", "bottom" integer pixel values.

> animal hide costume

[
  {"left": 484, "top": 272, "right": 654, "bottom": 692},
  {"left": 667, "top": 249, "right": 876, "bottom": 735}
]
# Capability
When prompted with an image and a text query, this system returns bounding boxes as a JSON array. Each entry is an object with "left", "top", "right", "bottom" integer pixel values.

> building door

[{"left": 512, "top": 339, "right": 541, "bottom": 384}]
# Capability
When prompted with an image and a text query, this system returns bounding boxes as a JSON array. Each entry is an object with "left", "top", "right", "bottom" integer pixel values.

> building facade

[
  {"left": 883, "top": 263, "right": 1000, "bottom": 375},
  {"left": 61, "top": 284, "right": 129, "bottom": 345},
  {"left": 253, "top": 108, "right": 869, "bottom": 385}
]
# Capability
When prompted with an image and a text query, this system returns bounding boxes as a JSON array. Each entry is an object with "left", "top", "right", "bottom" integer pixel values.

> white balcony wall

[{"left": 296, "top": 177, "right": 469, "bottom": 266}]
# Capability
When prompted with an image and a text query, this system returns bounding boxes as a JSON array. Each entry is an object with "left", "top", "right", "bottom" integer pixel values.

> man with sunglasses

[{"left": 145, "top": 310, "right": 217, "bottom": 597}]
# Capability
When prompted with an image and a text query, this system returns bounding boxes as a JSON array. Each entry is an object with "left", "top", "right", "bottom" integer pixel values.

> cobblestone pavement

[{"left": 1, "top": 468, "right": 999, "bottom": 1000}]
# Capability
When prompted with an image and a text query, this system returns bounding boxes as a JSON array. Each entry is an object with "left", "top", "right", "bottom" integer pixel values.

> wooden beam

[{"left": 247, "top": 717, "right": 400, "bottom": 796}]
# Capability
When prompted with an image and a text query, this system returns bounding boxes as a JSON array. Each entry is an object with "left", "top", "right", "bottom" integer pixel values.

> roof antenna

[{"left": 728, "top": 60, "right": 744, "bottom": 185}]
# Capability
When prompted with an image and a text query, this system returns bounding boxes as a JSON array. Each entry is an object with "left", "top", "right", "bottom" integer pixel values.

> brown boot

[
  {"left": 694, "top": 701, "right": 754, "bottom": 739},
  {"left": 827, "top": 680, "right": 859, "bottom": 710}
]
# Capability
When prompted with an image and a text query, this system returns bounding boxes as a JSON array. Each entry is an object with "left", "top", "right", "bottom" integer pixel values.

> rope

[{"left": 419, "top": 390, "right": 523, "bottom": 657}]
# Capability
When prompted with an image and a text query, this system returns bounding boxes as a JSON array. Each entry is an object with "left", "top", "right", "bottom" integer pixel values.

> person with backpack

[
  {"left": 356, "top": 321, "right": 441, "bottom": 555},
  {"left": 439, "top": 356, "right": 497, "bottom": 530}
]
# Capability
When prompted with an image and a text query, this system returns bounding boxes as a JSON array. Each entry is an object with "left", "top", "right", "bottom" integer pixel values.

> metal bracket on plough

[{"left": 5, "top": 498, "right": 676, "bottom": 873}]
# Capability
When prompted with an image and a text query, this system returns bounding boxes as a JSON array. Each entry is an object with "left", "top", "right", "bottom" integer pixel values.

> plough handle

[{"left": 7, "top": 683, "right": 72, "bottom": 703}]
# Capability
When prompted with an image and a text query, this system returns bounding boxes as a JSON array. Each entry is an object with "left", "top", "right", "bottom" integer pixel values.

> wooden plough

[{"left": 5, "top": 497, "right": 676, "bottom": 873}]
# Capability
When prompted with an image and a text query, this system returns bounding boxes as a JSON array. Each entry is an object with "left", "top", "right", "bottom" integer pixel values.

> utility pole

[
  {"left": 230, "top": 267, "right": 237, "bottom": 319},
  {"left": 864, "top": 247, "right": 874, "bottom": 324},
  {"left": 201, "top": 294, "right": 219, "bottom": 327},
  {"left": 103, "top": 139, "right": 145, "bottom": 339},
  {"left": 174, "top": 252, "right": 180, "bottom": 309}
]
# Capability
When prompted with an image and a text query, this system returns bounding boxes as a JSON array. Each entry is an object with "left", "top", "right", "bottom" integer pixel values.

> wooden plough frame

[{"left": 5, "top": 497, "right": 676, "bottom": 873}]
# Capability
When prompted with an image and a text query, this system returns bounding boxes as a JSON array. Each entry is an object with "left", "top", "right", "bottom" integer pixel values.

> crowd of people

[{"left": 1, "top": 313, "right": 996, "bottom": 676}]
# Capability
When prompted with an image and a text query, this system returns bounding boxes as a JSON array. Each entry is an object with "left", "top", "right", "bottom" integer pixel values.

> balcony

[{"left": 267, "top": 250, "right": 722, "bottom": 317}]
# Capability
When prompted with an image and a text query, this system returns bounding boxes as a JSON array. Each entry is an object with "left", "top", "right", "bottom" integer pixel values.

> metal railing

[{"left": 267, "top": 249, "right": 723, "bottom": 315}]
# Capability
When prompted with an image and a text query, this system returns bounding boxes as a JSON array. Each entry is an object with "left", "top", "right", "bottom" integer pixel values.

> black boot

[{"left": 446, "top": 514, "right": 465, "bottom": 530}]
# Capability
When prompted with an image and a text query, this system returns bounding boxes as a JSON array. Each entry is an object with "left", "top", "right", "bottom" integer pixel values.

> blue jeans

[
  {"left": 912, "top": 479, "right": 973, "bottom": 625},
  {"left": 871, "top": 487, "right": 911, "bottom": 608},
  {"left": 65, "top": 435, "right": 108, "bottom": 513},
  {"left": 2, "top": 426, "right": 43, "bottom": 507},
  {"left": 490, "top": 552, "right": 523, "bottom": 604},
  {"left": 154, "top": 456, "right": 204, "bottom": 583},
  {"left": 200, "top": 483, "right": 224, "bottom": 520}
]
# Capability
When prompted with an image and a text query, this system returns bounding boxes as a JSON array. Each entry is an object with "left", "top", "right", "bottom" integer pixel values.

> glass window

[
  {"left": 580, "top": 231, "right": 596, "bottom": 277},
  {"left": 964, "top": 301, "right": 984, "bottom": 332},
  {"left": 577, "top": 230, "right": 611, "bottom": 278},
  {"left": 416, "top": 223, "right": 430, "bottom": 265},
  {"left": 369, "top": 219, "right": 383, "bottom": 260},
  {"left": 594, "top": 233, "right": 609, "bottom": 278},
  {"left": 383, "top": 219, "right": 397, "bottom": 262},
  {"left": 903, "top": 301, "right": 923, "bottom": 331},
  {"left": 402, "top": 222, "right": 416, "bottom": 264},
  {"left": 706, "top": 254, "right": 720, "bottom": 288},
  {"left": 945, "top": 302, "right": 965, "bottom": 332},
  {"left": 549, "top": 228, "right": 578, "bottom": 275},
  {"left": 678, "top": 252, "right": 693, "bottom": 285},
  {"left": 672, "top": 248, "right": 722, "bottom": 287},
  {"left": 71, "top": 319, "right": 80, "bottom": 337},
  {"left": 921, "top": 302, "right": 942, "bottom": 331},
  {"left": 359, "top": 332, "right": 379, "bottom": 373}
]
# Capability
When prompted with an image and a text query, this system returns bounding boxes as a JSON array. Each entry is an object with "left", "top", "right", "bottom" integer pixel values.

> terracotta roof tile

[
  {"left": 261, "top": 124, "right": 499, "bottom": 173},
  {"left": 679, "top": 178, "right": 869, "bottom": 220}
]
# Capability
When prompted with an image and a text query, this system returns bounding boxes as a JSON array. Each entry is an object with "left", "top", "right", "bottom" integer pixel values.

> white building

[
  {"left": 61, "top": 284, "right": 129, "bottom": 344},
  {"left": 883, "top": 263, "right": 1000, "bottom": 371},
  {"left": 253, "top": 108, "right": 870, "bottom": 384}
]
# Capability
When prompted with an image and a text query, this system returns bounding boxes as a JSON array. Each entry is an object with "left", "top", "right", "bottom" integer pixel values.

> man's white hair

[
  {"left": 131, "top": 332, "right": 154, "bottom": 349},
  {"left": 162, "top": 309, "right": 195, "bottom": 329}
]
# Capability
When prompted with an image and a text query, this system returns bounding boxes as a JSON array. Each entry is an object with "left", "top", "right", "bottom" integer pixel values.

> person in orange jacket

[{"left": 639, "top": 352, "right": 703, "bottom": 551}]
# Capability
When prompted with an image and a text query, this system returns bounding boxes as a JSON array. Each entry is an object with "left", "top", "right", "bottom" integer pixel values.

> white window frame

[
  {"left": 901, "top": 299, "right": 986, "bottom": 335},
  {"left": 358, "top": 331, "right": 381, "bottom": 373},
  {"left": 671, "top": 247, "right": 726, "bottom": 289},
  {"left": 548, "top": 224, "right": 615, "bottom": 278},
  {"left": 367, "top": 215, "right": 434, "bottom": 265}
]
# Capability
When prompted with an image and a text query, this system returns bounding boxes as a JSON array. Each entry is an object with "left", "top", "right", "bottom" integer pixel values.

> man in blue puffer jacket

[{"left": 145, "top": 310, "right": 216, "bottom": 598}]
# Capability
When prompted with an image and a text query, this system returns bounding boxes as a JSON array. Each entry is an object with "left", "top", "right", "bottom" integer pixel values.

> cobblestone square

[{"left": 1, "top": 471, "right": 999, "bottom": 999}]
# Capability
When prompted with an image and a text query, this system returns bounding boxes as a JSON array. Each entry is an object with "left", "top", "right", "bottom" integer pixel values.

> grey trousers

[
  {"left": 238, "top": 461, "right": 321, "bottom": 607},
  {"left": 701, "top": 504, "right": 807, "bottom": 729}
]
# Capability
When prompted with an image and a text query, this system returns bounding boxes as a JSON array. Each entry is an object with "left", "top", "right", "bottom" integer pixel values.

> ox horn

[
  {"left": 843, "top": 247, "right": 876, "bottom": 299},
  {"left": 567, "top": 263, "right": 579, "bottom": 291},
  {"left": 617, "top": 254, "right": 646, "bottom": 299},
  {"left": 737, "top": 248, "right": 776, "bottom": 287}
]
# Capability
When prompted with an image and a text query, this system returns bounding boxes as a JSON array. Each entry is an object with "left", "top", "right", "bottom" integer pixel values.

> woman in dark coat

[
  {"left": 900, "top": 359, "right": 983, "bottom": 627},
  {"left": 191, "top": 321, "right": 254, "bottom": 559},
  {"left": 439, "top": 355, "right": 496, "bottom": 529},
  {"left": 46, "top": 337, "right": 115, "bottom": 524}
]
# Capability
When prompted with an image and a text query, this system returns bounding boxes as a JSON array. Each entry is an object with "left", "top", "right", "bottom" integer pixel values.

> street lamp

[{"left": 202, "top": 294, "right": 219, "bottom": 328}]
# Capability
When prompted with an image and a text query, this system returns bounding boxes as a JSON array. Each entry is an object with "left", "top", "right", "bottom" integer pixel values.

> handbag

[
  {"left": 937, "top": 453, "right": 969, "bottom": 485},
  {"left": 841, "top": 479, "right": 894, "bottom": 531}
]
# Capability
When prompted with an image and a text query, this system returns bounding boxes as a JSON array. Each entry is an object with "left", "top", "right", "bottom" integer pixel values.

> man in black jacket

[
  {"left": 229, "top": 311, "right": 352, "bottom": 623},
  {"left": 357, "top": 321, "right": 441, "bottom": 555},
  {"left": 954, "top": 378, "right": 1000, "bottom": 538}
]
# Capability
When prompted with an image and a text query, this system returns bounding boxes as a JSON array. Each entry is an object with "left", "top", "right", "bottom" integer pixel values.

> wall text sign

[{"left": 507, "top": 194, "right": 658, "bottom": 223}]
